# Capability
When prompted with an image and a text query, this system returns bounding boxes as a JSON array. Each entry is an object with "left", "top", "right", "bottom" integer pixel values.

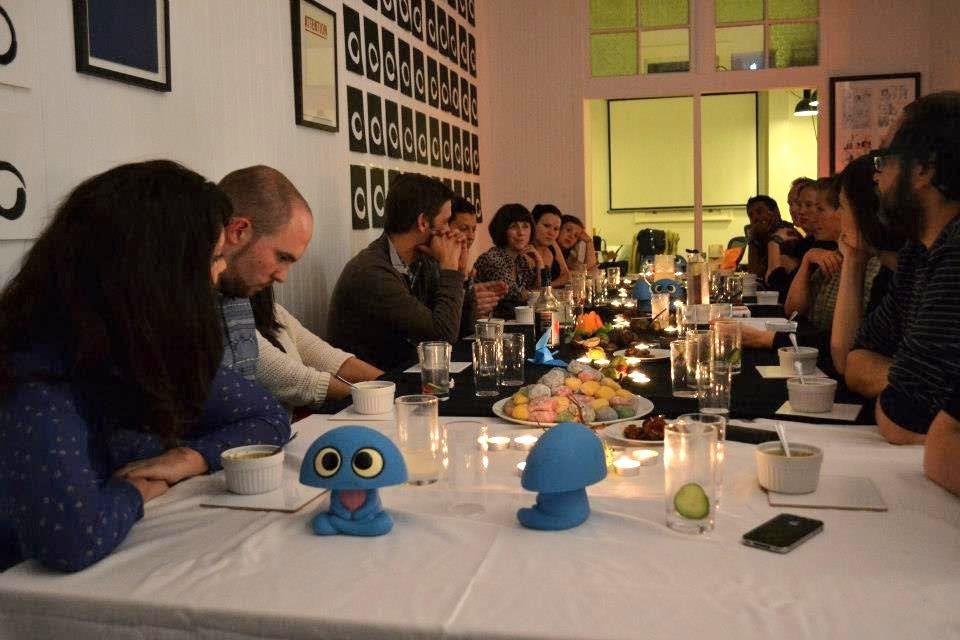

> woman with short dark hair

[
  {"left": 0, "top": 160, "right": 289, "bottom": 572},
  {"left": 474, "top": 204, "right": 550, "bottom": 318}
]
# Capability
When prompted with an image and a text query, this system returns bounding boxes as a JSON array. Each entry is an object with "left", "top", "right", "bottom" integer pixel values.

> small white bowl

[
  {"left": 755, "top": 441, "right": 823, "bottom": 494},
  {"left": 765, "top": 320, "right": 798, "bottom": 333},
  {"left": 787, "top": 377, "right": 838, "bottom": 413},
  {"left": 778, "top": 346, "right": 819, "bottom": 375},
  {"left": 350, "top": 380, "right": 396, "bottom": 414},
  {"left": 221, "top": 445, "right": 283, "bottom": 495},
  {"left": 514, "top": 306, "right": 534, "bottom": 324},
  {"left": 755, "top": 290, "right": 780, "bottom": 305}
]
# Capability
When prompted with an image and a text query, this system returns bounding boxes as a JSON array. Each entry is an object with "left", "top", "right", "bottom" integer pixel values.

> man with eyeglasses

[{"left": 846, "top": 92, "right": 960, "bottom": 446}]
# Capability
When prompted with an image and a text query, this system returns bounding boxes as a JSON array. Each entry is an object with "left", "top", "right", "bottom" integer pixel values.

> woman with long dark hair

[
  {"left": 530, "top": 203, "right": 571, "bottom": 286},
  {"left": 0, "top": 161, "right": 289, "bottom": 571}
]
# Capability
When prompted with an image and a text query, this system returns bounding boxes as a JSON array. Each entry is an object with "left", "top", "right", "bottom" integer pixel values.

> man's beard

[
  {"left": 218, "top": 271, "right": 256, "bottom": 298},
  {"left": 878, "top": 169, "right": 924, "bottom": 244}
]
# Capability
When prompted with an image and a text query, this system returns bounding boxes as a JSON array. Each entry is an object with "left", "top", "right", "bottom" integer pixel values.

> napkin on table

[{"left": 527, "top": 329, "right": 567, "bottom": 367}]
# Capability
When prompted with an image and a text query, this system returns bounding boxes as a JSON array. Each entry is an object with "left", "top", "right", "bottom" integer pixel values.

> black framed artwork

[
  {"left": 441, "top": 120, "right": 452, "bottom": 169},
  {"left": 370, "top": 167, "right": 387, "bottom": 228},
  {"left": 73, "top": 0, "right": 171, "bottom": 91},
  {"left": 468, "top": 32, "right": 476, "bottom": 77},
  {"left": 471, "top": 132, "right": 479, "bottom": 175},
  {"left": 363, "top": 17, "right": 381, "bottom": 82},
  {"left": 467, "top": 0, "right": 475, "bottom": 26},
  {"left": 413, "top": 47, "right": 426, "bottom": 103},
  {"left": 397, "top": 38, "right": 412, "bottom": 97},
  {"left": 457, "top": 0, "right": 467, "bottom": 19},
  {"left": 460, "top": 75, "right": 470, "bottom": 124},
  {"left": 458, "top": 24, "right": 468, "bottom": 73},
  {"left": 439, "top": 62, "right": 450, "bottom": 113},
  {"left": 425, "top": 0, "right": 438, "bottom": 50},
  {"left": 380, "top": 0, "right": 395, "bottom": 22},
  {"left": 452, "top": 125, "right": 462, "bottom": 172},
  {"left": 385, "top": 99, "right": 402, "bottom": 159},
  {"left": 429, "top": 116, "right": 442, "bottom": 167},
  {"left": 381, "top": 27, "right": 397, "bottom": 90},
  {"left": 367, "top": 92, "right": 385, "bottom": 156},
  {"left": 401, "top": 105, "right": 416, "bottom": 161},
  {"left": 415, "top": 111, "right": 428, "bottom": 164},
  {"left": 411, "top": 0, "right": 424, "bottom": 40},
  {"left": 462, "top": 181, "right": 472, "bottom": 206},
  {"left": 291, "top": 0, "right": 339, "bottom": 132},
  {"left": 446, "top": 13, "right": 457, "bottom": 65},
  {"left": 350, "top": 164, "right": 370, "bottom": 229},
  {"left": 453, "top": 179, "right": 462, "bottom": 196},
  {"left": 347, "top": 86, "right": 367, "bottom": 152},
  {"left": 462, "top": 127, "right": 473, "bottom": 174},
  {"left": 470, "top": 83, "right": 478, "bottom": 126},
  {"left": 427, "top": 55, "right": 439, "bottom": 108},
  {"left": 343, "top": 5, "right": 363, "bottom": 75},
  {"left": 473, "top": 182, "right": 481, "bottom": 220},
  {"left": 437, "top": 6, "right": 448, "bottom": 56},
  {"left": 397, "top": 0, "right": 411, "bottom": 31},
  {"left": 363, "top": 0, "right": 377, "bottom": 8},
  {"left": 450, "top": 69, "right": 461, "bottom": 119}
]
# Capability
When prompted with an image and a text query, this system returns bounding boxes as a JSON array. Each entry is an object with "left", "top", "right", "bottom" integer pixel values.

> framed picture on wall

[
  {"left": 291, "top": 0, "right": 339, "bottom": 132},
  {"left": 73, "top": 0, "right": 171, "bottom": 91},
  {"left": 830, "top": 72, "right": 920, "bottom": 174}
]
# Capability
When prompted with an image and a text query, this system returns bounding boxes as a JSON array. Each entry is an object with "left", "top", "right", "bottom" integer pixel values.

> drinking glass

[
  {"left": 472, "top": 338, "right": 501, "bottom": 397},
  {"left": 475, "top": 318, "right": 504, "bottom": 341},
  {"left": 395, "top": 394, "right": 442, "bottom": 485},
  {"left": 712, "top": 319, "right": 742, "bottom": 374},
  {"left": 571, "top": 270, "right": 588, "bottom": 310},
  {"left": 685, "top": 329, "right": 713, "bottom": 391},
  {"left": 650, "top": 292, "right": 670, "bottom": 324},
  {"left": 606, "top": 266, "right": 621, "bottom": 288},
  {"left": 500, "top": 333, "right": 525, "bottom": 386},
  {"left": 670, "top": 339, "right": 697, "bottom": 398},
  {"left": 664, "top": 417, "right": 718, "bottom": 534},
  {"left": 677, "top": 412, "right": 726, "bottom": 506},
  {"left": 417, "top": 341, "right": 451, "bottom": 400},
  {"left": 709, "top": 303, "right": 733, "bottom": 321},
  {"left": 698, "top": 361, "right": 732, "bottom": 415},
  {"left": 442, "top": 420, "right": 489, "bottom": 516},
  {"left": 725, "top": 273, "right": 744, "bottom": 304}
]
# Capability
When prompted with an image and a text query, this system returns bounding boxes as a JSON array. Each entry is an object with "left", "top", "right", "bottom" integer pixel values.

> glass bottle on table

[
  {"left": 686, "top": 250, "right": 709, "bottom": 306},
  {"left": 535, "top": 285, "right": 561, "bottom": 347}
]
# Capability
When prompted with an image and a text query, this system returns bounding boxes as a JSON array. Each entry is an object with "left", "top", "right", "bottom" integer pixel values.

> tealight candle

[
  {"left": 613, "top": 455, "right": 641, "bottom": 476},
  {"left": 623, "top": 278, "right": 632, "bottom": 285},
  {"left": 576, "top": 356, "right": 592, "bottom": 364},
  {"left": 611, "top": 300, "right": 622, "bottom": 308},
  {"left": 516, "top": 460, "right": 526, "bottom": 476},
  {"left": 513, "top": 435, "right": 538, "bottom": 451},
  {"left": 628, "top": 371, "right": 650, "bottom": 384},
  {"left": 625, "top": 357, "right": 642, "bottom": 366},
  {"left": 487, "top": 436, "right": 511, "bottom": 451},
  {"left": 663, "top": 325, "right": 678, "bottom": 334},
  {"left": 594, "top": 358, "right": 610, "bottom": 367},
  {"left": 630, "top": 449, "right": 660, "bottom": 466}
]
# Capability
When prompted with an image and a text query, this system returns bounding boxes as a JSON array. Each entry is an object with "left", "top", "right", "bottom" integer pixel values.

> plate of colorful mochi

[{"left": 493, "top": 361, "right": 654, "bottom": 428}]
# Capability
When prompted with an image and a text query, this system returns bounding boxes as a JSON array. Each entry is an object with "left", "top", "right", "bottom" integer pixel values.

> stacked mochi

[{"left": 502, "top": 361, "right": 638, "bottom": 424}]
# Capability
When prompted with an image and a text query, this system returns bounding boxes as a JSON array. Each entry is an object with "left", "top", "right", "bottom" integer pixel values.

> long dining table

[{"left": 1, "top": 412, "right": 957, "bottom": 639}]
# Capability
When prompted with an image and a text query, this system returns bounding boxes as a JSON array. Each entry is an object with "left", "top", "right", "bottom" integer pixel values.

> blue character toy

[
  {"left": 517, "top": 422, "right": 608, "bottom": 531},
  {"left": 299, "top": 425, "right": 408, "bottom": 536},
  {"left": 653, "top": 278, "right": 686, "bottom": 306}
]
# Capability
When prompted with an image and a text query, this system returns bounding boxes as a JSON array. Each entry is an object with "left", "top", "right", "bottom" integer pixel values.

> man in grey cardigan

[{"left": 328, "top": 174, "right": 504, "bottom": 370}]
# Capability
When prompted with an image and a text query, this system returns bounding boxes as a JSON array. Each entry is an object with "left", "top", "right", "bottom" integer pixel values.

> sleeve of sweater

[
  {"left": 364, "top": 261, "right": 465, "bottom": 345},
  {"left": 0, "top": 380, "right": 145, "bottom": 572},
  {"left": 181, "top": 366, "right": 291, "bottom": 471},
  {"left": 254, "top": 306, "right": 354, "bottom": 407}
]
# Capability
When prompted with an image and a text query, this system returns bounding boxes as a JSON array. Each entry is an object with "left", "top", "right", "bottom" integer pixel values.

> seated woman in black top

[{"left": 531, "top": 203, "right": 571, "bottom": 287}]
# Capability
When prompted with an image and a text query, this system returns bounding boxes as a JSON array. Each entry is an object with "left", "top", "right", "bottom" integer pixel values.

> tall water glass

[
  {"left": 475, "top": 318, "right": 504, "bottom": 341},
  {"left": 418, "top": 341, "right": 451, "bottom": 400},
  {"left": 677, "top": 413, "right": 726, "bottom": 506},
  {"left": 670, "top": 339, "right": 697, "bottom": 398},
  {"left": 606, "top": 266, "right": 621, "bottom": 288},
  {"left": 442, "top": 420, "right": 489, "bottom": 516},
  {"left": 685, "top": 329, "right": 713, "bottom": 391},
  {"left": 651, "top": 292, "right": 670, "bottom": 324},
  {"left": 396, "top": 395, "right": 442, "bottom": 485},
  {"left": 698, "top": 361, "right": 732, "bottom": 415},
  {"left": 500, "top": 333, "right": 525, "bottom": 386},
  {"left": 472, "top": 338, "right": 501, "bottom": 397},
  {"left": 712, "top": 319, "right": 742, "bottom": 374},
  {"left": 709, "top": 303, "right": 733, "bottom": 321},
  {"left": 571, "top": 270, "right": 588, "bottom": 310},
  {"left": 664, "top": 417, "right": 718, "bottom": 534}
]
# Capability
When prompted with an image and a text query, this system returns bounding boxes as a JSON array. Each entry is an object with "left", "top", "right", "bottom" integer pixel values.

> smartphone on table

[{"left": 742, "top": 513, "right": 823, "bottom": 553}]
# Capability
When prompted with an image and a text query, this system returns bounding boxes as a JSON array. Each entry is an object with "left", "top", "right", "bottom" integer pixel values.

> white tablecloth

[{"left": 1, "top": 416, "right": 958, "bottom": 639}]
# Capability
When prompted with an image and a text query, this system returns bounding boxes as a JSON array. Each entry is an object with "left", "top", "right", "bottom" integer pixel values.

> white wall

[
  {"left": 0, "top": 0, "right": 453, "bottom": 334},
  {"left": 482, "top": 0, "right": 955, "bottom": 252}
]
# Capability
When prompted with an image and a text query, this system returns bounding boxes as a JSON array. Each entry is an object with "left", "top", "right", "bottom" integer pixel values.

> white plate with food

[
  {"left": 612, "top": 347, "right": 670, "bottom": 361},
  {"left": 491, "top": 395, "right": 654, "bottom": 429},
  {"left": 601, "top": 417, "right": 666, "bottom": 446}
]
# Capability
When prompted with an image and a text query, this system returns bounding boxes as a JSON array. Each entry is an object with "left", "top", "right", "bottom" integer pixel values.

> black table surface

[{"left": 320, "top": 312, "right": 868, "bottom": 446}]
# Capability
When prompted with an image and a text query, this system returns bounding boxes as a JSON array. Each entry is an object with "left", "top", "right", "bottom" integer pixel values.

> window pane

[
  {"left": 641, "top": 0, "right": 688, "bottom": 28},
  {"left": 701, "top": 93, "right": 758, "bottom": 206},
  {"left": 716, "top": 0, "right": 762, "bottom": 24},
  {"left": 715, "top": 25, "right": 764, "bottom": 71},
  {"left": 590, "top": 0, "right": 637, "bottom": 30},
  {"left": 641, "top": 29, "right": 689, "bottom": 74},
  {"left": 608, "top": 97, "right": 694, "bottom": 209},
  {"left": 768, "top": 0, "right": 819, "bottom": 20},
  {"left": 591, "top": 33, "right": 638, "bottom": 77},
  {"left": 769, "top": 23, "right": 818, "bottom": 68}
]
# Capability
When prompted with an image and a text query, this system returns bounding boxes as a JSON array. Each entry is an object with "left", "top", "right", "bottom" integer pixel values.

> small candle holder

[
  {"left": 576, "top": 356, "right": 592, "bottom": 364},
  {"left": 487, "top": 436, "right": 511, "bottom": 451},
  {"left": 613, "top": 455, "right": 641, "bottom": 477},
  {"left": 594, "top": 358, "right": 610, "bottom": 367},
  {"left": 512, "top": 435, "right": 539, "bottom": 451},
  {"left": 515, "top": 460, "right": 527, "bottom": 476},
  {"left": 630, "top": 449, "right": 660, "bottom": 466}
]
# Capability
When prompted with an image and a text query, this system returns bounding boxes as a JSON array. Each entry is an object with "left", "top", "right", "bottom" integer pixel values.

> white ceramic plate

[
  {"left": 491, "top": 395, "right": 654, "bottom": 428},
  {"left": 612, "top": 348, "right": 670, "bottom": 361},
  {"left": 601, "top": 423, "right": 664, "bottom": 446}
]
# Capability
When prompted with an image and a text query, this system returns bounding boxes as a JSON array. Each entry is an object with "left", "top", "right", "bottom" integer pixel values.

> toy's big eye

[
  {"left": 667, "top": 284, "right": 676, "bottom": 293},
  {"left": 352, "top": 448, "right": 384, "bottom": 478},
  {"left": 314, "top": 447, "right": 341, "bottom": 478}
]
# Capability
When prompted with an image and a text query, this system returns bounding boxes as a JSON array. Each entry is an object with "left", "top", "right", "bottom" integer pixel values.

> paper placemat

[
  {"left": 201, "top": 457, "right": 328, "bottom": 513},
  {"left": 767, "top": 476, "right": 887, "bottom": 511},
  {"left": 775, "top": 400, "right": 861, "bottom": 422},
  {"left": 329, "top": 404, "right": 396, "bottom": 422},
  {"left": 404, "top": 361, "right": 472, "bottom": 374},
  {"left": 738, "top": 317, "right": 785, "bottom": 331},
  {"left": 756, "top": 365, "right": 828, "bottom": 379}
]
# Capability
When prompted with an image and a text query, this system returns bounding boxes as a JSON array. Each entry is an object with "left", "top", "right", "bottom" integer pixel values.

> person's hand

[
  {"left": 803, "top": 248, "right": 843, "bottom": 279},
  {"left": 457, "top": 235, "right": 470, "bottom": 274},
  {"left": 474, "top": 280, "right": 508, "bottom": 317},
  {"left": 114, "top": 447, "right": 209, "bottom": 486},
  {"left": 417, "top": 228, "right": 462, "bottom": 271},
  {"left": 521, "top": 245, "right": 544, "bottom": 269},
  {"left": 126, "top": 476, "right": 170, "bottom": 504},
  {"left": 740, "top": 324, "right": 775, "bottom": 350},
  {"left": 838, "top": 211, "right": 869, "bottom": 263}
]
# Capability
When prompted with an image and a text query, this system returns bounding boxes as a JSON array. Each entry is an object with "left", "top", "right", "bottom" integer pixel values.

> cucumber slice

[{"left": 673, "top": 483, "right": 710, "bottom": 520}]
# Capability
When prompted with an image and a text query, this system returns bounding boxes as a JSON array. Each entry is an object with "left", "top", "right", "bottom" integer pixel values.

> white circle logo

[
  {"left": 441, "top": 84, "right": 449, "bottom": 105},
  {"left": 428, "top": 22, "right": 436, "bottom": 42},
  {"left": 443, "top": 140, "right": 451, "bottom": 162},
  {"left": 388, "top": 122, "right": 400, "bottom": 148},
  {"left": 431, "top": 138, "right": 440, "bottom": 159},
  {"left": 401, "top": 61, "right": 410, "bottom": 86},
  {"left": 418, "top": 134, "right": 428, "bottom": 157},
  {"left": 351, "top": 113, "right": 364, "bottom": 140},
  {"left": 354, "top": 188, "right": 367, "bottom": 219},
  {"left": 429, "top": 78, "right": 438, "bottom": 101},
  {"left": 367, "top": 45, "right": 380, "bottom": 72},
  {"left": 383, "top": 0, "right": 394, "bottom": 9},
  {"left": 415, "top": 69, "right": 425, "bottom": 94},
  {"left": 385, "top": 53, "right": 395, "bottom": 81},
  {"left": 348, "top": 33, "right": 361, "bottom": 64},
  {"left": 404, "top": 129, "right": 414, "bottom": 151},
  {"left": 374, "top": 185, "right": 385, "bottom": 216},
  {"left": 472, "top": 98, "right": 478, "bottom": 119},
  {"left": 462, "top": 93, "right": 470, "bottom": 114},
  {"left": 461, "top": 42, "right": 468, "bottom": 62},
  {"left": 413, "top": 6, "right": 422, "bottom": 26},
  {"left": 399, "top": 0, "right": 410, "bottom": 21},
  {"left": 454, "top": 142, "right": 461, "bottom": 163},
  {"left": 370, "top": 118, "right": 383, "bottom": 145},
  {"left": 439, "top": 24, "right": 448, "bottom": 48},
  {"left": 473, "top": 149, "right": 479, "bottom": 169}
]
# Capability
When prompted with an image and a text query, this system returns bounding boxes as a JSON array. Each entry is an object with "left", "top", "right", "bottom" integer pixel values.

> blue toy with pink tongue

[{"left": 299, "top": 425, "right": 408, "bottom": 536}]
